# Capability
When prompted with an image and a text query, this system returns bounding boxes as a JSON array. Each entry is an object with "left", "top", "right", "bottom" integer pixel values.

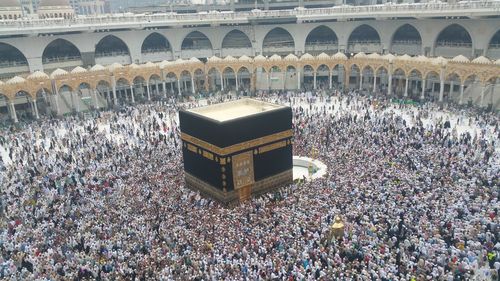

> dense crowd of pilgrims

[{"left": 0, "top": 87, "right": 499, "bottom": 280}]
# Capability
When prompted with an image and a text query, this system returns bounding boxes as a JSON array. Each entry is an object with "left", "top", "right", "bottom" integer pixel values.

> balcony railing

[
  {"left": 436, "top": 41, "right": 473, "bottom": 48},
  {"left": 142, "top": 48, "right": 172, "bottom": 54},
  {"left": 95, "top": 51, "right": 130, "bottom": 58},
  {"left": 42, "top": 56, "right": 82, "bottom": 63},
  {"left": 0, "top": 60, "right": 28, "bottom": 68},
  {"left": 0, "top": 1, "right": 498, "bottom": 32},
  {"left": 392, "top": 40, "right": 422, "bottom": 45}
]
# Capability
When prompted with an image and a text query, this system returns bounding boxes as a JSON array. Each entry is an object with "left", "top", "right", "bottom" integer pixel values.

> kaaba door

[
  {"left": 233, "top": 151, "right": 255, "bottom": 203},
  {"left": 239, "top": 185, "right": 252, "bottom": 202}
]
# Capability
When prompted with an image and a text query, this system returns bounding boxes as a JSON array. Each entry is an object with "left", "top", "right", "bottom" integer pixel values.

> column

[
  {"left": 297, "top": 70, "right": 301, "bottom": 90},
  {"left": 235, "top": 74, "right": 239, "bottom": 91},
  {"left": 106, "top": 90, "right": 111, "bottom": 105},
  {"left": 191, "top": 76, "right": 196, "bottom": 94},
  {"left": 73, "top": 92, "right": 79, "bottom": 113},
  {"left": 267, "top": 72, "right": 271, "bottom": 91},
  {"left": 92, "top": 89, "right": 99, "bottom": 109},
  {"left": 162, "top": 81, "right": 167, "bottom": 98},
  {"left": 54, "top": 87, "right": 60, "bottom": 114},
  {"left": 32, "top": 100, "right": 39, "bottom": 119},
  {"left": 177, "top": 79, "right": 181, "bottom": 95},
  {"left": 480, "top": 84, "right": 485, "bottom": 107},
  {"left": 404, "top": 78, "right": 409, "bottom": 97},
  {"left": 9, "top": 103, "right": 18, "bottom": 123},
  {"left": 220, "top": 74, "right": 224, "bottom": 91},
  {"left": 205, "top": 75, "right": 210, "bottom": 91},
  {"left": 329, "top": 71, "right": 333, "bottom": 89},
  {"left": 388, "top": 74, "right": 392, "bottom": 96},
  {"left": 146, "top": 83, "right": 151, "bottom": 101},
  {"left": 170, "top": 81, "right": 174, "bottom": 93},
  {"left": 448, "top": 81, "right": 454, "bottom": 100},
  {"left": 421, "top": 79, "right": 426, "bottom": 100},
  {"left": 250, "top": 72, "right": 256, "bottom": 92},
  {"left": 359, "top": 73, "right": 363, "bottom": 90},
  {"left": 459, "top": 84, "right": 464, "bottom": 105},
  {"left": 129, "top": 85, "right": 135, "bottom": 103},
  {"left": 439, "top": 78, "right": 444, "bottom": 102},
  {"left": 313, "top": 71, "right": 317, "bottom": 90},
  {"left": 344, "top": 70, "right": 350, "bottom": 90},
  {"left": 112, "top": 85, "right": 117, "bottom": 105},
  {"left": 373, "top": 74, "right": 377, "bottom": 92},
  {"left": 282, "top": 72, "right": 286, "bottom": 91}
]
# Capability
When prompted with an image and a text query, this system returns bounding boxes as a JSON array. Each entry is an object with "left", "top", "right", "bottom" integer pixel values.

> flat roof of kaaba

[{"left": 187, "top": 98, "right": 285, "bottom": 122}]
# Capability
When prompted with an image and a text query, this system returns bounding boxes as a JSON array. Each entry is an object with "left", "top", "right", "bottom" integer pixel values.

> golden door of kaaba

[
  {"left": 239, "top": 185, "right": 252, "bottom": 202},
  {"left": 233, "top": 151, "right": 255, "bottom": 202}
]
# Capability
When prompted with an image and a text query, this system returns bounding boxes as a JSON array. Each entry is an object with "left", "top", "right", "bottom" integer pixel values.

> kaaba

[{"left": 179, "top": 98, "right": 293, "bottom": 203}]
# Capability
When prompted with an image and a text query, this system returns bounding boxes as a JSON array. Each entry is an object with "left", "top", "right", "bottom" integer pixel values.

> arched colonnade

[{"left": 0, "top": 52, "right": 499, "bottom": 122}]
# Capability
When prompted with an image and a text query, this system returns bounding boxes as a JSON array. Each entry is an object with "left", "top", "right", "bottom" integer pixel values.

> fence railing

[
  {"left": 0, "top": 1, "right": 498, "bottom": 31},
  {"left": 42, "top": 56, "right": 82, "bottom": 63}
]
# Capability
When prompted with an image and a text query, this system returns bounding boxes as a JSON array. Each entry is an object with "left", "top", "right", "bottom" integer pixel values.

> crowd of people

[{"left": 0, "top": 91, "right": 499, "bottom": 280}]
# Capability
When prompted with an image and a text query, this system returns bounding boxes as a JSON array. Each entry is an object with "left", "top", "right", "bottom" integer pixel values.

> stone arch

[
  {"left": 391, "top": 68, "right": 407, "bottom": 97},
  {"left": 374, "top": 65, "right": 389, "bottom": 93},
  {"left": 207, "top": 67, "right": 221, "bottom": 91},
  {"left": 262, "top": 27, "right": 295, "bottom": 56},
  {"left": 13, "top": 90, "right": 33, "bottom": 118},
  {"left": 434, "top": 24, "right": 473, "bottom": 58},
  {"left": 347, "top": 24, "right": 381, "bottom": 54},
  {"left": 0, "top": 90, "right": 11, "bottom": 120},
  {"left": 284, "top": 65, "right": 298, "bottom": 90},
  {"left": 446, "top": 72, "right": 462, "bottom": 84},
  {"left": 330, "top": 63, "right": 346, "bottom": 89},
  {"left": 141, "top": 32, "right": 172, "bottom": 54},
  {"left": 181, "top": 31, "right": 213, "bottom": 51},
  {"left": 300, "top": 64, "right": 313, "bottom": 90},
  {"left": 78, "top": 81, "right": 92, "bottom": 90},
  {"left": 222, "top": 67, "right": 237, "bottom": 91},
  {"left": 113, "top": 78, "right": 132, "bottom": 104},
  {"left": 42, "top": 38, "right": 82, "bottom": 66},
  {"left": 359, "top": 65, "right": 375, "bottom": 91},
  {"left": 95, "top": 35, "right": 131, "bottom": 63},
  {"left": 305, "top": 25, "right": 338, "bottom": 55},
  {"left": 178, "top": 70, "right": 193, "bottom": 95},
  {"left": 148, "top": 73, "right": 162, "bottom": 83},
  {"left": 32, "top": 87, "right": 52, "bottom": 116},
  {"left": 391, "top": 24, "right": 422, "bottom": 56},
  {"left": 0, "top": 42, "right": 29, "bottom": 69},
  {"left": 361, "top": 65, "right": 374, "bottom": 73},
  {"left": 487, "top": 29, "right": 500, "bottom": 59},
  {"left": 435, "top": 24, "right": 473, "bottom": 48},
  {"left": 222, "top": 66, "right": 236, "bottom": 74},
  {"left": 221, "top": 29, "right": 252, "bottom": 56},
  {"left": 96, "top": 80, "right": 112, "bottom": 103},
  {"left": 192, "top": 69, "right": 205, "bottom": 93},
  {"left": 180, "top": 31, "right": 214, "bottom": 59},
  {"left": 116, "top": 77, "right": 130, "bottom": 86},
  {"left": 0, "top": 92, "right": 10, "bottom": 103},
  {"left": 405, "top": 69, "right": 424, "bottom": 99},
  {"left": 164, "top": 72, "right": 178, "bottom": 95},
  {"left": 133, "top": 75, "right": 147, "bottom": 85},
  {"left": 235, "top": 66, "right": 251, "bottom": 92}
]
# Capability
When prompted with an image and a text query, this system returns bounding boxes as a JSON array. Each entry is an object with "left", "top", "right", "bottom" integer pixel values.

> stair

[
  {"left": 59, "top": 92, "right": 73, "bottom": 115},
  {"left": 95, "top": 90, "right": 108, "bottom": 109},
  {"left": 78, "top": 90, "right": 92, "bottom": 112}
]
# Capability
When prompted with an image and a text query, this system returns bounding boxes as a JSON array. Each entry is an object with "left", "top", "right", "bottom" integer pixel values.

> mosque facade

[{"left": 0, "top": 1, "right": 499, "bottom": 121}]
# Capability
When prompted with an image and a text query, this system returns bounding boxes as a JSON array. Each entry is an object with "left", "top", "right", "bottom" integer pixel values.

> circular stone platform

[{"left": 292, "top": 156, "right": 328, "bottom": 181}]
